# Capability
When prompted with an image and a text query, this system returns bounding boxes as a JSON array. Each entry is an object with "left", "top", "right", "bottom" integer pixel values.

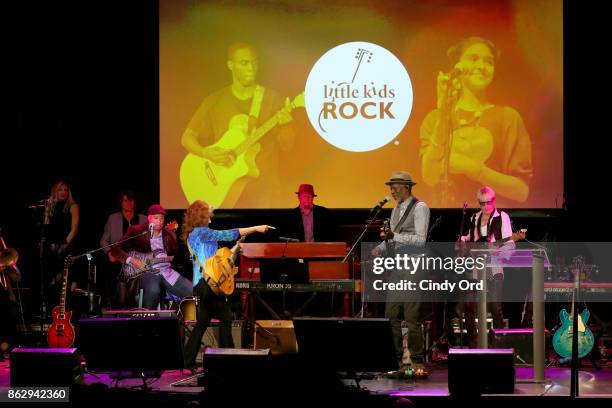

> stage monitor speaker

[
  {"left": 202, "top": 348, "right": 347, "bottom": 404},
  {"left": 202, "top": 348, "right": 272, "bottom": 390},
  {"left": 77, "top": 317, "right": 183, "bottom": 371},
  {"left": 491, "top": 328, "right": 550, "bottom": 365},
  {"left": 10, "top": 348, "right": 82, "bottom": 386},
  {"left": 292, "top": 317, "right": 397, "bottom": 373},
  {"left": 448, "top": 348, "right": 515, "bottom": 395},
  {"left": 254, "top": 320, "right": 297, "bottom": 355},
  {"left": 183, "top": 319, "right": 244, "bottom": 363}
]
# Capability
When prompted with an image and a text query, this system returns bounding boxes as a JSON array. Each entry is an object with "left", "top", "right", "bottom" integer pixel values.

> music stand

[
  {"left": 77, "top": 317, "right": 183, "bottom": 390},
  {"left": 293, "top": 317, "right": 396, "bottom": 388},
  {"left": 259, "top": 258, "right": 309, "bottom": 284}
]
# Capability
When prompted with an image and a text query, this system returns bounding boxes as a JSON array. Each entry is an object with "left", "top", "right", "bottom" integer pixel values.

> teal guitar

[
  {"left": 552, "top": 308, "right": 594, "bottom": 359},
  {"left": 552, "top": 256, "right": 594, "bottom": 359}
]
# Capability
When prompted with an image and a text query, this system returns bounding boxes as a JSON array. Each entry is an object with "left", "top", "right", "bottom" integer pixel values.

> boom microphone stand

[
  {"left": 70, "top": 231, "right": 149, "bottom": 313},
  {"left": 342, "top": 206, "right": 384, "bottom": 318}
]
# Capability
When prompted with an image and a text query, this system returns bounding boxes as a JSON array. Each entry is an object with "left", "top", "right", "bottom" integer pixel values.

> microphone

[
  {"left": 448, "top": 62, "right": 468, "bottom": 79},
  {"left": 370, "top": 196, "right": 390, "bottom": 212},
  {"left": 279, "top": 237, "right": 299, "bottom": 243},
  {"left": 148, "top": 223, "right": 155, "bottom": 239},
  {"left": 27, "top": 198, "right": 54, "bottom": 209}
]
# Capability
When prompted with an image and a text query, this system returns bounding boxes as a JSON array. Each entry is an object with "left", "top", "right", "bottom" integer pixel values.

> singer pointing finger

[
  {"left": 181, "top": 200, "right": 274, "bottom": 372},
  {"left": 372, "top": 171, "right": 430, "bottom": 374}
]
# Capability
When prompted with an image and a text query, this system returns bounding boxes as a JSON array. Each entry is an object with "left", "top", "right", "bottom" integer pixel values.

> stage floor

[{"left": 2, "top": 358, "right": 612, "bottom": 399}]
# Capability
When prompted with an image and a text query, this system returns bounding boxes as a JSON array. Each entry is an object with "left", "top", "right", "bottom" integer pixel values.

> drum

[{"left": 179, "top": 296, "right": 199, "bottom": 322}]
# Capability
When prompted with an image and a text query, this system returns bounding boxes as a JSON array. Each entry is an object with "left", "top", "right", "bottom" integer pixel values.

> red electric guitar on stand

[{"left": 47, "top": 256, "right": 76, "bottom": 348}]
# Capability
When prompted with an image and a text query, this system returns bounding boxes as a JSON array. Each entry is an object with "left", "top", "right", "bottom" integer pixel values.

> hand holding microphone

[{"left": 437, "top": 62, "right": 466, "bottom": 110}]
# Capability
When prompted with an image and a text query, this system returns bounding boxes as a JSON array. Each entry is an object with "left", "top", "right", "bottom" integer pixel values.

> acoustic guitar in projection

[{"left": 180, "top": 92, "right": 304, "bottom": 208}]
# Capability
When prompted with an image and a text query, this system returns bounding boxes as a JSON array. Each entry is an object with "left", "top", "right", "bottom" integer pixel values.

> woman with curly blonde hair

[{"left": 182, "top": 200, "right": 273, "bottom": 372}]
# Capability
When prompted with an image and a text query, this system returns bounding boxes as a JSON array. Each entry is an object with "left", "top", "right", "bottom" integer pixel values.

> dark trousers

[
  {"left": 138, "top": 272, "right": 192, "bottom": 310},
  {"left": 183, "top": 280, "right": 234, "bottom": 368},
  {"left": 464, "top": 273, "right": 504, "bottom": 347},
  {"left": 384, "top": 265, "right": 424, "bottom": 366},
  {"left": 385, "top": 300, "right": 423, "bottom": 366}
]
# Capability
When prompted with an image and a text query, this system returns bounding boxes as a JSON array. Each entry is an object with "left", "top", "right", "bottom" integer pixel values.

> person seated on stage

[
  {"left": 182, "top": 200, "right": 273, "bottom": 372},
  {"left": 100, "top": 190, "right": 148, "bottom": 308},
  {"left": 110, "top": 204, "right": 192, "bottom": 309},
  {"left": 458, "top": 186, "right": 515, "bottom": 347},
  {"left": 286, "top": 183, "right": 334, "bottom": 242}
]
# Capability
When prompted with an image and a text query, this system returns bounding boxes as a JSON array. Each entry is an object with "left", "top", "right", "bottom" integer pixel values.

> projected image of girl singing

[{"left": 419, "top": 37, "right": 533, "bottom": 208}]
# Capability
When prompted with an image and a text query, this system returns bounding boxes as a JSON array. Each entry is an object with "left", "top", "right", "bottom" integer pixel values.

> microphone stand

[
  {"left": 31, "top": 201, "right": 52, "bottom": 334},
  {"left": 279, "top": 238, "right": 291, "bottom": 319},
  {"left": 342, "top": 206, "right": 384, "bottom": 318},
  {"left": 70, "top": 231, "right": 148, "bottom": 314},
  {"left": 435, "top": 78, "right": 458, "bottom": 207}
]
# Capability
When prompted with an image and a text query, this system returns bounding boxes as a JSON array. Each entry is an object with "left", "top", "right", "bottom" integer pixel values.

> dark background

[{"left": 2, "top": 0, "right": 608, "bottom": 303}]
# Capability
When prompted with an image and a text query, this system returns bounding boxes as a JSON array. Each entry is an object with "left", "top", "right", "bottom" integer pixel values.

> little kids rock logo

[{"left": 305, "top": 42, "right": 413, "bottom": 152}]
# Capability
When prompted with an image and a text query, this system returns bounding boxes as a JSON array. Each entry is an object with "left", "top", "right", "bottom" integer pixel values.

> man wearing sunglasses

[{"left": 459, "top": 186, "right": 515, "bottom": 347}]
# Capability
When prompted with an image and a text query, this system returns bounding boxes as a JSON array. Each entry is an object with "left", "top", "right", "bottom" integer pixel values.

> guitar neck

[
  {"left": 59, "top": 264, "right": 69, "bottom": 312},
  {"left": 236, "top": 113, "right": 281, "bottom": 155},
  {"left": 151, "top": 256, "right": 173, "bottom": 264},
  {"left": 230, "top": 237, "right": 246, "bottom": 265}
]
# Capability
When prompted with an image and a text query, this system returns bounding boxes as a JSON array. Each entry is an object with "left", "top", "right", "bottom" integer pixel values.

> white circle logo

[{"left": 305, "top": 42, "right": 413, "bottom": 152}]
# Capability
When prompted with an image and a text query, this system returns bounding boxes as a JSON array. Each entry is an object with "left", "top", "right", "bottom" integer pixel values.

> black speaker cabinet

[
  {"left": 10, "top": 348, "right": 82, "bottom": 386},
  {"left": 448, "top": 348, "right": 515, "bottom": 395},
  {"left": 201, "top": 348, "right": 271, "bottom": 390},
  {"left": 77, "top": 317, "right": 183, "bottom": 371},
  {"left": 491, "top": 328, "right": 550, "bottom": 365}
]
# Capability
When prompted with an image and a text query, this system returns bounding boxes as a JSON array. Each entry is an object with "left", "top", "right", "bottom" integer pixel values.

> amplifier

[
  {"left": 184, "top": 320, "right": 244, "bottom": 363},
  {"left": 102, "top": 309, "right": 177, "bottom": 318},
  {"left": 491, "top": 328, "right": 551, "bottom": 365},
  {"left": 254, "top": 320, "right": 297, "bottom": 354},
  {"left": 10, "top": 348, "right": 82, "bottom": 386}
]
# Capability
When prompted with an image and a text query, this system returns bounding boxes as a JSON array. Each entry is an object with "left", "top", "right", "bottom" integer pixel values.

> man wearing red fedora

[{"left": 287, "top": 184, "right": 334, "bottom": 242}]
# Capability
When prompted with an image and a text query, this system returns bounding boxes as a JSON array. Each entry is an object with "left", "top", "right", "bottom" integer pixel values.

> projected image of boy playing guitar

[{"left": 181, "top": 42, "right": 303, "bottom": 208}]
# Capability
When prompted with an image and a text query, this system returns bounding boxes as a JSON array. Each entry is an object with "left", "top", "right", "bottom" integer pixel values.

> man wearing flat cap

[
  {"left": 287, "top": 184, "right": 334, "bottom": 242},
  {"left": 372, "top": 171, "right": 430, "bottom": 372},
  {"left": 111, "top": 204, "right": 192, "bottom": 308}
]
